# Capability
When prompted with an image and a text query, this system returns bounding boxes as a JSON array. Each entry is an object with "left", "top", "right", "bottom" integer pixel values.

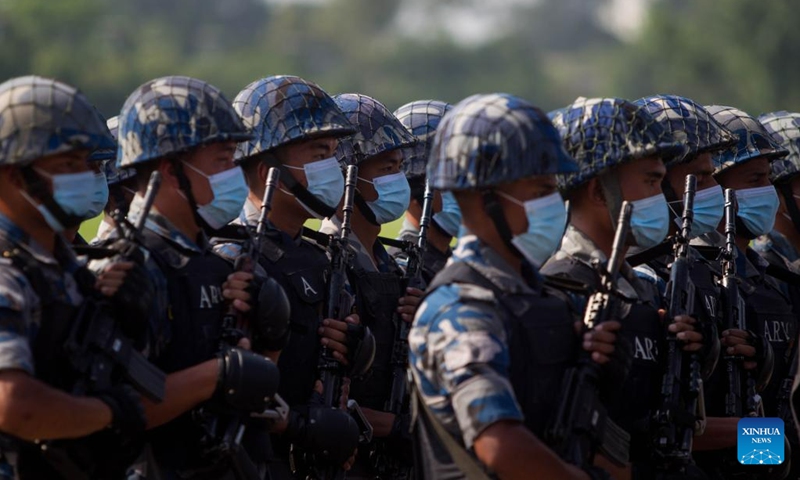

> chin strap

[
  {"left": 171, "top": 159, "right": 215, "bottom": 234},
  {"left": 274, "top": 164, "right": 337, "bottom": 219},
  {"left": 661, "top": 177, "right": 681, "bottom": 225},
  {"left": 19, "top": 166, "right": 83, "bottom": 230},
  {"left": 481, "top": 189, "right": 523, "bottom": 260},
  {"left": 598, "top": 171, "right": 624, "bottom": 235},
  {"left": 354, "top": 192, "right": 380, "bottom": 226}
]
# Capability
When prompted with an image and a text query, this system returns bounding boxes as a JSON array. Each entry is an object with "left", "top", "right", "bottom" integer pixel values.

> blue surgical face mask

[
  {"left": 669, "top": 185, "right": 724, "bottom": 238},
  {"left": 433, "top": 191, "right": 462, "bottom": 237},
  {"left": 183, "top": 162, "right": 249, "bottom": 230},
  {"left": 498, "top": 191, "right": 568, "bottom": 268},
  {"left": 30, "top": 169, "right": 98, "bottom": 226},
  {"left": 629, "top": 193, "right": 669, "bottom": 248},
  {"left": 737, "top": 185, "right": 779, "bottom": 236},
  {"left": 84, "top": 170, "right": 109, "bottom": 220},
  {"left": 359, "top": 172, "right": 411, "bottom": 224},
  {"left": 284, "top": 157, "right": 344, "bottom": 219}
]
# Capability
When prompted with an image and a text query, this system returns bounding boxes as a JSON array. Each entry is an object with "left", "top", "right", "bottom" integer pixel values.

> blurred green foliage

[{"left": 3, "top": 0, "right": 797, "bottom": 130}]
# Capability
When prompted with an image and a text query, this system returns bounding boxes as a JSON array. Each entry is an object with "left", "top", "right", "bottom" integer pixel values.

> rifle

[
  {"left": 65, "top": 171, "right": 166, "bottom": 402},
  {"left": 386, "top": 178, "right": 433, "bottom": 415},
  {"left": 652, "top": 174, "right": 707, "bottom": 471},
  {"left": 546, "top": 201, "right": 633, "bottom": 468},
  {"left": 204, "top": 167, "right": 289, "bottom": 480},
  {"left": 369, "top": 180, "right": 435, "bottom": 479},
  {"left": 720, "top": 189, "right": 764, "bottom": 419},
  {"left": 306, "top": 164, "right": 372, "bottom": 479}
]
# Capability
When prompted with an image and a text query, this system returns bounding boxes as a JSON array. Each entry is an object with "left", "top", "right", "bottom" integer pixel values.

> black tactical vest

[
  {"left": 348, "top": 265, "right": 404, "bottom": 411},
  {"left": 541, "top": 256, "right": 664, "bottom": 463},
  {"left": 141, "top": 230, "right": 259, "bottom": 478}
]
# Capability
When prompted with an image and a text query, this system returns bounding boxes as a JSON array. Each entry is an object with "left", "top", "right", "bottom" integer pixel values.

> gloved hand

[
  {"left": 94, "top": 384, "right": 147, "bottom": 436},
  {"left": 285, "top": 388, "right": 359, "bottom": 468},
  {"left": 217, "top": 347, "right": 280, "bottom": 412}
]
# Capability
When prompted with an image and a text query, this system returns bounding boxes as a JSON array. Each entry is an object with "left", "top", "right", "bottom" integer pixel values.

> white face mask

[
  {"left": 497, "top": 191, "right": 568, "bottom": 268},
  {"left": 182, "top": 162, "right": 249, "bottom": 230}
]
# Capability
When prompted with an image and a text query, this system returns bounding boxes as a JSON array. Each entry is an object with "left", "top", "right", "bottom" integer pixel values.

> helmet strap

[
  {"left": 598, "top": 171, "right": 624, "bottom": 232},
  {"left": 273, "top": 162, "right": 337, "bottom": 219},
  {"left": 481, "top": 189, "right": 524, "bottom": 260},
  {"left": 354, "top": 192, "right": 380, "bottom": 226},
  {"left": 661, "top": 177, "right": 681, "bottom": 225},
  {"left": 171, "top": 158, "right": 215, "bottom": 234},
  {"left": 19, "top": 166, "right": 83, "bottom": 230}
]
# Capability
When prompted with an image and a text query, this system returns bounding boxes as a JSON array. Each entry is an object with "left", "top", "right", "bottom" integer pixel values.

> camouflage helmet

[
  {"left": 393, "top": 100, "right": 452, "bottom": 180},
  {"left": 0, "top": 75, "right": 114, "bottom": 166},
  {"left": 551, "top": 97, "right": 686, "bottom": 192},
  {"left": 705, "top": 105, "right": 787, "bottom": 176},
  {"left": 333, "top": 93, "right": 417, "bottom": 166},
  {"left": 428, "top": 93, "right": 578, "bottom": 191},
  {"left": 100, "top": 116, "right": 135, "bottom": 185},
  {"left": 233, "top": 75, "right": 356, "bottom": 163},
  {"left": 117, "top": 76, "right": 252, "bottom": 168},
  {"left": 757, "top": 111, "right": 800, "bottom": 184},
  {"left": 634, "top": 95, "right": 738, "bottom": 166}
]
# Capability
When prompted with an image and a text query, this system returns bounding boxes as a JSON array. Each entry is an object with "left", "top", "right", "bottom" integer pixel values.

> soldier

[
  {"left": 93, "top": 115, "right": 138, "bottom": 243},
  {"left": 320, "top": 93, "right": 420, "bottom": 478},
  {"left": 755, "top": 111, "right": 800, "bottom": 268},
  {"left": 690, "top": 105, "right": 798, "bottom": 478},
  {"left": 116, "top": 75, "right": 286, "bottom": 479},
  {"left": 542, "top": 97, "right": 706, "bottom": 479},
  {"left": 0, "top": 75, "right": 151, "bottom": 478},
  {"left": 230, "top": 75, "right": 375, "bottom": 478},
  {"left": 409, "top": 92, "right": 624, "bottom": 480},
  {"left": 632, "top": 95, "right": 776, "bottom": 473},
  {"left": 390, "top": 100, "right": 460, "bottom": 284}
]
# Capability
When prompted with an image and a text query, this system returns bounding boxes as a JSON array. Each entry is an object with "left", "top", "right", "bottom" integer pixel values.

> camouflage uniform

[
  {"left": 410, "top": 93, "right": 613, "bottom": 480},
  {"left": 0, "top": 76, "right": 151, "bottom": 480}
]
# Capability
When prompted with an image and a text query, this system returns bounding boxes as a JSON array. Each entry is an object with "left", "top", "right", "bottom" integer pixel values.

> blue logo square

[{"left": 738, "top": 417, "right": 785, "bottom": 465}]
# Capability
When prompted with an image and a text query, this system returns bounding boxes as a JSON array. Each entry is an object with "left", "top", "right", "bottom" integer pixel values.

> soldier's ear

[
  {"left": 586, "top": 178, "right": 607, "bottom": 206},
  {"left": 157, "top": 159, "right": 180, "bottom": 188}
]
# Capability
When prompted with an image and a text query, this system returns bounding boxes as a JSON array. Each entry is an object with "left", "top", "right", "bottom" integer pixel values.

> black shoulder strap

[
  {"left": 765, "top": 263, "right": 800, "bottom": 286},
  {"left": 378, "top": 236, "right": 410, "bottom": 250},
  {"left": 626, "top": 240, "right": 674, "bottom": 267},
  {"left": 301, "top": 226, "right": 331, "bottom": 247}
]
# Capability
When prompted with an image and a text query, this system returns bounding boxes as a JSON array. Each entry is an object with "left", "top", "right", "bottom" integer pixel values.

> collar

[
  {"left": 0, "top": 211, "right": 80, "bottom": 268},
  {"left": 692, "top": 231, "right": 761, "bottom": 279},
  {"left": 451, "top": 232, "right": 538, "bottom": 295},
  {"left": 754, "top": 230, "right": 800, "bottom": 264},
  {"left": 556, "top": 224, "right": 643, "bottom": 300},
  {"left": 128, "top": 194, "right": 205, "bottom": 253}
]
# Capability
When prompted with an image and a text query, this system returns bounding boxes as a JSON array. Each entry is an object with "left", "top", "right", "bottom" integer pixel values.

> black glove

[
  {"left": 253, "top": 276, "right": 291, "bottom": 352},
  {"left": 110, "top": 261, "right": 155, "bottom": 348},
  {"left": 345, "top": 323, "right": 376, "bottom": 378},
  {"left": 216, "top": 347, "right": 280, "bottom": 412},
  {"left": 285, "top": 391, "right": 359, "bottom": 468},
  {"left": 94, "top": 384, "right": 146, "bottom": 436}
]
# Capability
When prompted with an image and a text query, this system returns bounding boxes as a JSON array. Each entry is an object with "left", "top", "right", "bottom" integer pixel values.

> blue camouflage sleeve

[
  {"left": 0, "top": 260, "right": 36, "bottom": 374},
  {"left": 410, "top": 283, "right": 523, "bottom": 449}
]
